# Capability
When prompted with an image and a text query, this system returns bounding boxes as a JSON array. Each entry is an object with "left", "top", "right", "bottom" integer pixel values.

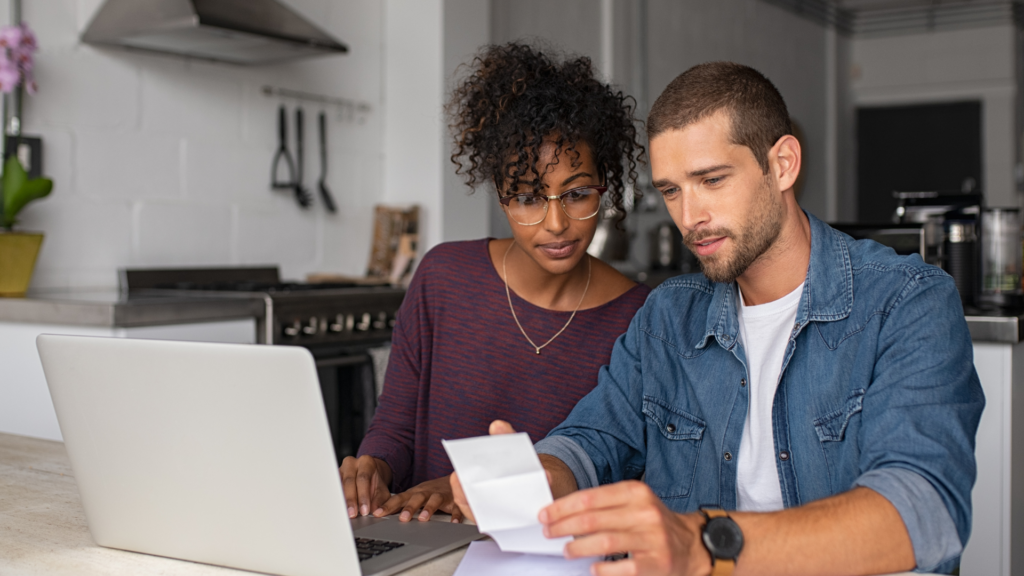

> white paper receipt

[
  {"left": 442, "top": 433, "right": 572, "bottom": 555},
  {"left": 453, "top": 540, "right": 596, "bottom": 576}
]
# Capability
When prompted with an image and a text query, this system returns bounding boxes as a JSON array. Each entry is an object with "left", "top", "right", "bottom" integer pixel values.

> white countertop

[
  {"left": 0, "top": 432, "right": 466, "bottom": 576},
  {"left": 0, "top": 432, "right": 931, "bottom": 576},
  {"left": 0, "top": 290, "right": 265, "bottom": 328}
]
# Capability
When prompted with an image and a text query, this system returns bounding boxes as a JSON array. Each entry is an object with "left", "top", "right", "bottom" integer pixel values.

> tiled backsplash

[{"left": 15, "top": 0, "right": 385, "bottom": 289}]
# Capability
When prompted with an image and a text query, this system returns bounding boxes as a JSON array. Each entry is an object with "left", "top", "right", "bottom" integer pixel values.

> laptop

[{"left": 36, "top": 334, "right": 482, "bottom": 576}]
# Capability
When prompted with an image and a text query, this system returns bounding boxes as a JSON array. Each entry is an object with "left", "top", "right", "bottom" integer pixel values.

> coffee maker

[{"left": 892, "top": 190, "right": 1018, "bottom": 310}]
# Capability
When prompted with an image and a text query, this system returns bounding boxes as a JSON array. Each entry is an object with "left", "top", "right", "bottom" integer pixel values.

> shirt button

[
  {"left": 724, "top": 451, "right": 733, "bottom": 461},
  {"left": 780, "top": 451, "right": 790, "bottom": 461},
  {"left": 740, "top": 379, "right": 746, "bottom": 387},
  {"left": 666, "top": 424, "right": 676, "bottom": 433}
]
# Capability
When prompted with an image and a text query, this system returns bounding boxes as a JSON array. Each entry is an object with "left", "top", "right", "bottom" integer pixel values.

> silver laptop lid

[{"left": 37, "top": 334, "right": 360, "bottom": 576}]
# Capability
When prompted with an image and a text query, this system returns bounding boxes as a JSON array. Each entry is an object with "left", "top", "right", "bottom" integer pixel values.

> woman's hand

[
  {"left": 339, "top": 455, "right": 392, "bottom": 518},
  {"left": 373, "top": 475, "right": 464, "bottom": 523}
]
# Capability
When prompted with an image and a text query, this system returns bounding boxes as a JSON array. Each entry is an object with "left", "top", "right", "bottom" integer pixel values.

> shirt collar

[{"left": 698, "top": 210, "right": 853, "bottom": 349}]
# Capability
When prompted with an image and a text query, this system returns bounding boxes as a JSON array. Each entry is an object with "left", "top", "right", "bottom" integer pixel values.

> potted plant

[{"left": 0, "top": 22, "right": 52, "bottom": 297}]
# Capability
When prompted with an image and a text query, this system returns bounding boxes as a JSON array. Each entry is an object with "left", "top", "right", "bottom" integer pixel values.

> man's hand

[
  {"left": 339, "top": 455, "right": 392, "bottom": 518},
  {"left": 450, "top": 419, "right": 517, "bottom": 523},
  {"left": 372, "top": 475, "right": 464, "bottom": 523},
  {"left": 540, "top": 480, "right": 712, "bottom": 576}
]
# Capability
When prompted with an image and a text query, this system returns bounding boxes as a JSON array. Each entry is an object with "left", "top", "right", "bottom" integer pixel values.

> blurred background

[{"left": 1, "top": 0, "right": 1016, "bottom": 290}]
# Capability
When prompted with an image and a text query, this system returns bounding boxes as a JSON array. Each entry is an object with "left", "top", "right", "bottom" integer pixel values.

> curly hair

[{"left": 446, "top": 42, "right": 645, "bottom": 219}]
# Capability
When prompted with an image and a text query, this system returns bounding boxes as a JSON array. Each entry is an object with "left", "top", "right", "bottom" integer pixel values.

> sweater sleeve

[{"left": 356, "top": 260, "right": 430, "bottom": 491}]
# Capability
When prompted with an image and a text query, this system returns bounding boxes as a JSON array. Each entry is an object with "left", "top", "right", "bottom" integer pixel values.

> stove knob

[
  {"left": 373, "top": 312, "right": 388, "bottom": 330},
  {"left": 283, "top": 320, "right": 301, "bottom": 338},
  {"left": 388, "top": 315, "right": 397, "bottom": 329},
  {"left": 302, "top": 316, "right": 319, "bottom": 336},
  {"left": 329, "top": 314, "right": 345, "bottom": 332},
  {"left": 345, "top": 313, "right": 355, "bottom": 332},
  {"left": 356, "top": 312, "right": 372, "bottom": 332}
]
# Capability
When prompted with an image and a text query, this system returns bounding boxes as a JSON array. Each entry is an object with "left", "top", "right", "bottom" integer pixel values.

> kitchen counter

[
  {"left": 6, "top": 285, "right": 1019, "bottom": 342},
  {"left": 0, "top": 432, "right": 466, "bottom": 576},
  {"left": 0, "top": 431, "right": 935, "bottom": 576},
  {"left": 0, "top": 290, "right": 265, "bottom": 328},
  {"left": 0, "top": 292, "right": 264, "bottom": 441},
  {"left": 963, "top": 311, "right": 1024, "bottom": 344}
]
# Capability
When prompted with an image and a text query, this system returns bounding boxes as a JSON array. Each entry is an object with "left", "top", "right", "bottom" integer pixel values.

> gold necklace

[{"left": 502, "top": 241, "right": 592, "bottom": 355}]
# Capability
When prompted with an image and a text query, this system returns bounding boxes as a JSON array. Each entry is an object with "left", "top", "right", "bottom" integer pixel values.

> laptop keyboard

[{"left": 355, "top": 537, "right": 405, "bottom": 561}]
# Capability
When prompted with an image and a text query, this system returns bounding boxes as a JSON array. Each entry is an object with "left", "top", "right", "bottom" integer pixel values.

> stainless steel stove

[
  {"left": 120, "top": 266, "right": 407, "bottom": 461},
  {"left": 121, "top": 266, "right": 406, "bottom": 346}
]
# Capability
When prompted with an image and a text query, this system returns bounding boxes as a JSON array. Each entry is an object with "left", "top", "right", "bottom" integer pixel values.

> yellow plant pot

[{"left": 0, "top": 232, "right": 43, "bottom": 297}]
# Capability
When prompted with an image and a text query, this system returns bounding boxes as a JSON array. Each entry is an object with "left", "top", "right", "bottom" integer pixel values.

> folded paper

[
  {"left": 442, "top": 433, "right": 571, "bottom": 555},
  {"left": 453, "top": 540, "right": 596, "bottom": 576}
]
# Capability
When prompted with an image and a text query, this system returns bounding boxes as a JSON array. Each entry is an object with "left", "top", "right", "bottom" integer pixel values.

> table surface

[
  {"left": 0, "top": 432, "right": 466, "bottom": 576},
  {"left": 0, "top": 432, "right": 931, "bottom": 576}
]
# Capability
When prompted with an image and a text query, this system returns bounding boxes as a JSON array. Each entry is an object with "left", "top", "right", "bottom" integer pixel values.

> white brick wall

[{"left": 13, "top": 0, "right": 386, "bottom": 289}]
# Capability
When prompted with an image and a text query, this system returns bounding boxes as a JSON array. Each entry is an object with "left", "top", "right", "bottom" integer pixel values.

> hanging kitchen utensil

[
  {"left": 270, "top": 106, "right": 296, "bottom": 190},
  {"left": 293, "top": 107, "right": 312, "bottom": 208},
  {"left": 317, "top": 111, "right": 337, "bottom": 213}
]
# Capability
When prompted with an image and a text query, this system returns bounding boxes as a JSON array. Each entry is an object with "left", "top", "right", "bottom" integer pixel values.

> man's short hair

[{"left": 647, "top": 62, "right": 791, "bottom": 174}]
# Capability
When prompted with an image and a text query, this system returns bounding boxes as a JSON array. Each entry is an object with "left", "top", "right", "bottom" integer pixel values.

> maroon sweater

[{"left": 357, "top": 239, "right": 651, "bottom": 491}]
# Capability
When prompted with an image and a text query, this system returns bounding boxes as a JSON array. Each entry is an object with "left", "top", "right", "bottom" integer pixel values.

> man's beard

[{"left": 683, "top": 178, "right": 785, "bottom": 284}]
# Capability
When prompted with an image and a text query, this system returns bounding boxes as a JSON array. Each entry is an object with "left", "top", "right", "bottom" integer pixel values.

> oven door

[{"left": 314, "top": 350, "right": 379, "bottom": 463}]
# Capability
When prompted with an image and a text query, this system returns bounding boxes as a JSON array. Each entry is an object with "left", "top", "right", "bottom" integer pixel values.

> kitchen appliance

[
  {"left": 120, "top": 266, "right": 406, "bottom": 461},
  {"left": 82, "top": 0, "right": 348, "bottom": 65},
  {"left": 647, "top": 221, "right": 698, "bottom": 273},
  {"left": 892, "top": 190, "right": 983, "bottom": 306},
  {"left": 587, "top": 208, "right": 631, "bottom": 262},
  {"left": 894, "top": 190, "right": 982, "bottom": 270},
  {"left": 648, "top": 221, "right": 682, "bottom": 270},
  {"left": 946, "top": 220, "right": 978, "bottom": 307},
  {"left": 980, "top": 208, "right": 1023, "bottom": 308},
  {"left": 830, "top": 223, "right": 926, "bottom": 259}
]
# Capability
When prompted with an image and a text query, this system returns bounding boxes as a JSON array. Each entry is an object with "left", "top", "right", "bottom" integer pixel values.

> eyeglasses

[{"left": 498, "top": 185, "right": 608, "bottom": 226}]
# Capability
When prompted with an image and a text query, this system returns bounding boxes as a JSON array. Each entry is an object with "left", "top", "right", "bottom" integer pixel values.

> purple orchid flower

[
  {"left": 0, "top": 22, "right": 38, "bottom": 94},
  {"left": 0, "top": 59, "right": 21, "bottom": 92},
  {"left": 0, "top": 25, "right": 22, "bottom": 49},
  {"left": 18, "top": 23, "right": 36, "bottom": 51},
  {"left": 12, "top": 47, "right": 32, "bottom": 72}
]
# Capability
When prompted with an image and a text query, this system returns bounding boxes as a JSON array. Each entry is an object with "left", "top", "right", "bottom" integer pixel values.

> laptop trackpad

[{"left": 352, "top": 515, "right": 480, "bottom": 546}]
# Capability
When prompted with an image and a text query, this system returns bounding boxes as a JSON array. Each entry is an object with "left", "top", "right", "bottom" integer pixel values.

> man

[{"left": 453, "top": 62, "right": 984, "bottom": 575}]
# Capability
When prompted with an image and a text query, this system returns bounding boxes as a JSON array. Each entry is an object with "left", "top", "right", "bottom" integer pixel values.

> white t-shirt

[{"left": 735, "top": 281, "right": 804, "bottom": 512}]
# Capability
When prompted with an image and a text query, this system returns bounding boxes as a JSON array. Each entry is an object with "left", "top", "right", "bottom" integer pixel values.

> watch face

[{"left": 702, "top": 517, "right": 744, "bottom": 560}]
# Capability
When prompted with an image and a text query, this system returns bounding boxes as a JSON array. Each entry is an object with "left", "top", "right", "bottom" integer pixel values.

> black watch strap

[{"left": 700, "top": 508, "right": 743, "bottom": 576}]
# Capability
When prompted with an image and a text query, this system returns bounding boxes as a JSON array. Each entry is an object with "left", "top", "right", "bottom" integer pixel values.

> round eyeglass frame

[{"left": 498, "top": 185, "right": 608, "bottom": 226}]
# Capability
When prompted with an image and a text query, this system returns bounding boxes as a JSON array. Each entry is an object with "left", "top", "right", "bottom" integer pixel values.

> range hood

[{"left": 82, "top": 0, "right": 348, "bottom": 65}]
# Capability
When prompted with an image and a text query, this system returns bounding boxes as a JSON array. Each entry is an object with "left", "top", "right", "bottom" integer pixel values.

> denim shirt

[{"left": 536, "top": 212, "right": 984, "bottom": 574}]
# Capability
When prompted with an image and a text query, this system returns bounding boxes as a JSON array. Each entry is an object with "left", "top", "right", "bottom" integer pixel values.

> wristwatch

[{"left": 700, "top": 508, "right": 744, "bottom": 576}]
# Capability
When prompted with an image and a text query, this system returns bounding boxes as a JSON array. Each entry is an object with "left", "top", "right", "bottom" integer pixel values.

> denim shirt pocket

[
  {"left": 812, "top": 389, "right": 866, "bottom": 492},
  {"left": 642, "top": 396, "right": 706, "bottom": 500},
  {"left": 813, "top": 389, "right": 866, "bottom": 441}
]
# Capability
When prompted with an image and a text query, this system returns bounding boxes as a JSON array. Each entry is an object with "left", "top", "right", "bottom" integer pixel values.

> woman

[{"left": 341, "top": 42, "right": 650, "bottom": 523}]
